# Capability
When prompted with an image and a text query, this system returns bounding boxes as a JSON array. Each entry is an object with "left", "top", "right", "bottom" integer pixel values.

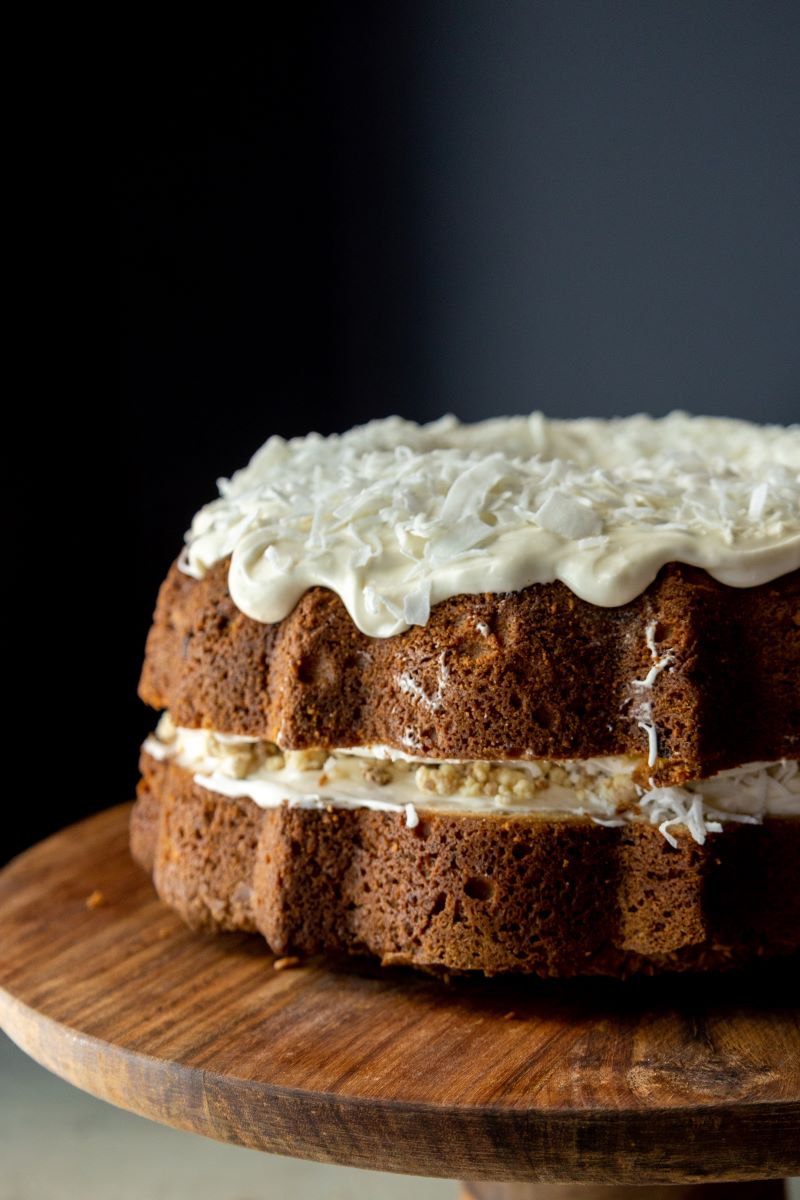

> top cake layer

[
  {"left": 180, "top": 412, "right": 800, "bottom": 637},
  {"left": 140, "top": 558, "right": 799, "bottom": 786}
]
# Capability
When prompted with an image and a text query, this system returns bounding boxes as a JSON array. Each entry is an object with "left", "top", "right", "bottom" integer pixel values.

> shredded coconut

[
  {"left": 638, "top": 717, "right": 660, "bottom": 770},
  {"left": 397, "top": 652, "right": 449, "bottom": 712},
  {"left": 631, "top": 622, "right": 676, "bottom": 766}
]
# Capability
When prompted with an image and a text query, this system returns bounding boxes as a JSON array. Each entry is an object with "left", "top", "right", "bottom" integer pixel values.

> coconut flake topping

[{"left": 180, "top": 412, "right": 800, "bottom": 636}]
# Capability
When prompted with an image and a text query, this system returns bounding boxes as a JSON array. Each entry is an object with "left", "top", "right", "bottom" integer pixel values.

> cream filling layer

[{"left": 143, "top": 717, "right": 800, "bottom": 848}]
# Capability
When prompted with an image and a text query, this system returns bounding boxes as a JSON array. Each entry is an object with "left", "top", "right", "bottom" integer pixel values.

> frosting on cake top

[{"left": 180, "top": 412, "right": 800, "bottom": 636}]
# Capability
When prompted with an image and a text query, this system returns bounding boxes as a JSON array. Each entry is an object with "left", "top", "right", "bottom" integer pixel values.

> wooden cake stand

[{"left": 1, "top": 804, "right": 797, "bottom": 1199}]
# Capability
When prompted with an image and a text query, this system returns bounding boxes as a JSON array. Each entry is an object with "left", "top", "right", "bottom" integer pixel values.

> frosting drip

[{"left": 180, "top": 412, "right": 800, "bottom": 636}]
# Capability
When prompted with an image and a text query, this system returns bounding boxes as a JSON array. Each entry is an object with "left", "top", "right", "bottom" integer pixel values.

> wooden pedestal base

[{"left": 461, "top": 1184, "right": 786, "bottom": 1200}]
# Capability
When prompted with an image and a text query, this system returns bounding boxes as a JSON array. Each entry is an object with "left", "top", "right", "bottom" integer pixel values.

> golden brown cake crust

[
  {"left": 139, "top": 559, "right": 800, "bottom": 787},
  {"left": 131, "top": 753, "right": 800, "bottom": 978}
]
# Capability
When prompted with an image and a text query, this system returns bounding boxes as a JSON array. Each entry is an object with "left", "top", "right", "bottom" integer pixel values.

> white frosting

[
  {"left": 143, "top": 723, "right": 800, "bottom": 847},
  {"left": 179, "top": 412, "right": 800, "bottom": 637}
]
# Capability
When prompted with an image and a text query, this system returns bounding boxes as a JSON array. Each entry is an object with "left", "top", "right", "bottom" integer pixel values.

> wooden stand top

[{"left": 0, "top": 804, "right": 797, "bottom": 1184}]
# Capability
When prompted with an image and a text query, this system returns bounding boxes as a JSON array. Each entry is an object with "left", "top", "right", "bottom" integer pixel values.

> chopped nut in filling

[{"left": 411, "top": 760, "right": 639, "bottom": 809}]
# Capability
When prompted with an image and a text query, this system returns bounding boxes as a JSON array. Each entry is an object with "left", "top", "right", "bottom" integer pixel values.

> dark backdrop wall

[{"left": 11, "top": 2, "right": 800, "bottom": 859}]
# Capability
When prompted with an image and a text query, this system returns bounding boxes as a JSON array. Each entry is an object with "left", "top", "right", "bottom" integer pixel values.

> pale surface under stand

[
  {"left": 462, "top": 1187, "right": 787, "bottom": 1200},
  {"left": 1, "top": 805, "right": 798, "bottom": 1188}
]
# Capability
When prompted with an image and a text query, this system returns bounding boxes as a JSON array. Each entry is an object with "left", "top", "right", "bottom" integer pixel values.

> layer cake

[{"left": 132, "top": 413, "right": 800, "bottom": 975}]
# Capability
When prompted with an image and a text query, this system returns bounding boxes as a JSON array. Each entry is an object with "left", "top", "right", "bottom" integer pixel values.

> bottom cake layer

[{"left": 132, "top": 753, "right": 800, "bottom": 977}]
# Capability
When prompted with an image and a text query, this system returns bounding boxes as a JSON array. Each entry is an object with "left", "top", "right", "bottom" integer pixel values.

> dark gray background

[
  {"left": 121, "top": 2, "right": 800, "bottom": 459},
  {"left": 310, "top": 1, "right": 800, "bottom": 427},
  {"left": 408, "top": 1, "right": 800, "bottom": 422},
  {"left": 14, "top": 2, "right": 800, "bottom": 858}
]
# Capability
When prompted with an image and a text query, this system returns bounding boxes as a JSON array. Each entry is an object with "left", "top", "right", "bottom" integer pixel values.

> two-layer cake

[{"left": 131, "top": 413, "right": 800, "bottom": 975}]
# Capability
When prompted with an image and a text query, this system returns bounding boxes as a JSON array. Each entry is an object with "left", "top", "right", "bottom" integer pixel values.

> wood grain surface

[{"left": 0, "top": 805, "right": 798, "bottom": 1184}]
